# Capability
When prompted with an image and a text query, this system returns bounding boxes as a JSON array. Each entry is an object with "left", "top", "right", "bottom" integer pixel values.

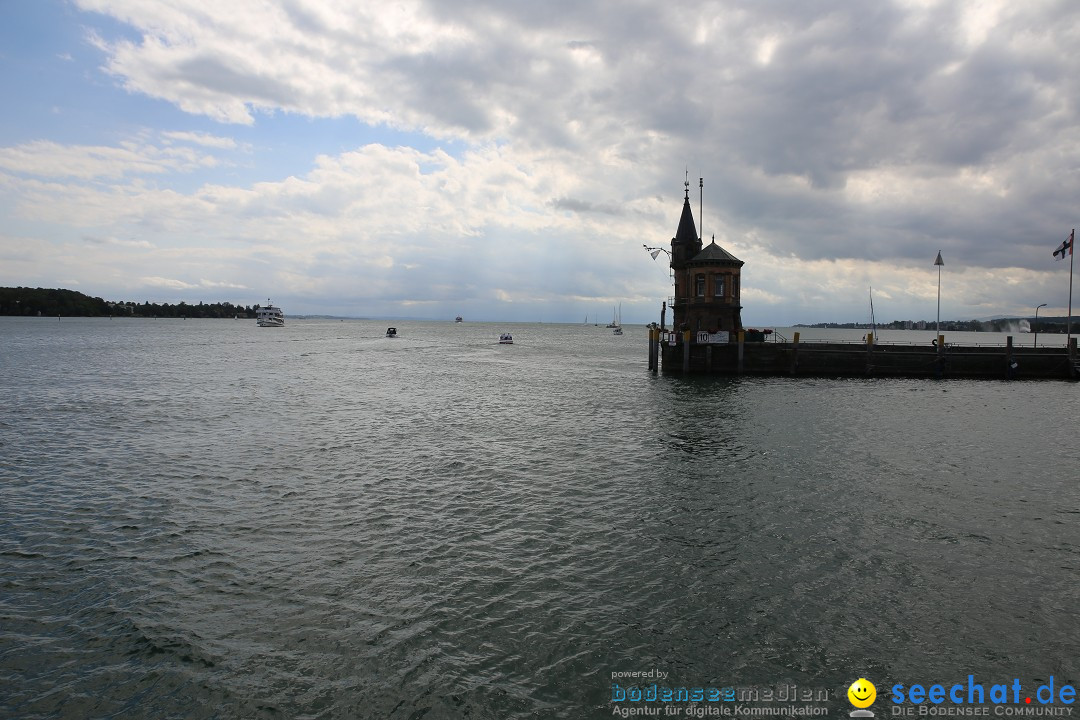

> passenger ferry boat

[{"left": 256, "top": 299, "right": 284, "bottom": 327}]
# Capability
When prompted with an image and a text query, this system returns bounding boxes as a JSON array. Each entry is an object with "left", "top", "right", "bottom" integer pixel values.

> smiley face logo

[{"left": 848, "top": 678, "right": 876, "bottom": 709}]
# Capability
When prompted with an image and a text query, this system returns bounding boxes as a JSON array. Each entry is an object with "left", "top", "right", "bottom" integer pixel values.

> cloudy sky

[{"left": 2, "top": 0, "right": 1079, "bottom": 325}]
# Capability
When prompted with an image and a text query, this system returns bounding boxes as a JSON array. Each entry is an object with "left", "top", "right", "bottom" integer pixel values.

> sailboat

[
  {"left": 869, "top": 287, "right": 880, "bottom": 342},
  {"left": 613, "top": 303, "right": 623, "bottom": 335},
  {"left": 606, "top": 305, "right": 619, "bottom": 328}
]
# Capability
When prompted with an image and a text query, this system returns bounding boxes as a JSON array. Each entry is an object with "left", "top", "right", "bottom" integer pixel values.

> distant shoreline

[{"left": 0, "top": 286, "right": 257, "bottom": 319}]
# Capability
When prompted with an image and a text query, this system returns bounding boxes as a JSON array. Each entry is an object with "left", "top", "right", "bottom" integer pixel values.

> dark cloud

[{"left": 549, "top": 197, "right": 623, "bottom": 215}]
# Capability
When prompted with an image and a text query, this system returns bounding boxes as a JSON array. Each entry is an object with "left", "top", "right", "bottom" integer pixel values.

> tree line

[{"left": 0, "top": 287, "right": 258, "bottom": 318}]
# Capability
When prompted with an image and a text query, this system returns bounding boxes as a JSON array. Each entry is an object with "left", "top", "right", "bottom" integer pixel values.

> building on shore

[
  {"left": 668, "top": 178, "right": 744, "bottom": 334},
  {"left": 649, "top": 178, "right": 1078, "bottom": 380}
]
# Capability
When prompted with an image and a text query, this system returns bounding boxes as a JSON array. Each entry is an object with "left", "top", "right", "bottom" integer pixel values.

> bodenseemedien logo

[{"left": 849, "top": 678, "right": 877, "bottom": 718}]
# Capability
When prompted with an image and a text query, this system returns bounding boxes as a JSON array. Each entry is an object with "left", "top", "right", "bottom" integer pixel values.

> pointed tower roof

[{"left": 673, "top": 180, "right": 698, "bottom": 246}]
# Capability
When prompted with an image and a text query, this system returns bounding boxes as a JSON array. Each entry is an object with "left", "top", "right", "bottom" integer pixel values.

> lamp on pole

[
  {"left": 1034, "top": 303, "right": 1047, "bottom": 348},
  {"left": 934, "top": 251, "right": 944, "bottom": 336},
  {"left": 643, "top": 244, "right": 671, "bottom": 261},
  {"left": 644, "top": 245, "right": 674, "bottom": 331}
]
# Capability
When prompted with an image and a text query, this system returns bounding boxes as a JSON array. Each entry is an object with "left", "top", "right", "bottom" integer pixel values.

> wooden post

[
  {"left": 706, "top": 344, "right": 712, "bottom": 369},
  {"left": 1070, "top": 337, "right": 1077, "bottom": 379},
  {"left": 682, "top": 329, "right": 691, "bottom": 373},
  {"left": 655, "top": 326, "right": 661, "bottom": 372},
  {"left": 865, "top": 331, "right": 874, "bottom": 375},
  {"left": 651, "top": 326, "right": 660, "bottom": 373},
  {"left": 737, "top": 330, "right": 745, "bottom": 374},
  {"left": 935, "top": 333, "right": 945, "bottom": 379},
  {"left": 648, "top": 325, "right": 656, "bottom": 372},
  {"left": 1006, "top": 335, "right": 1014, "bottom": 379},
  {"left": 790, "top": 331, "right": 800, "bottom": 375}
]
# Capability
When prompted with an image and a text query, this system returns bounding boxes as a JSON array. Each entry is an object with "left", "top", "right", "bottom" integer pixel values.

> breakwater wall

[{"left": 649, "top": 329, "right": 1079, "bottom": 380}]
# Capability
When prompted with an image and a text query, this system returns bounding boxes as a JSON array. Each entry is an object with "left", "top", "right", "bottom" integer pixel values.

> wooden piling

[
  {"left": 935, "top": 334, "right": 945, "bottom": 378},
  {"left": 652, "top": 326, "right": 660, "bottom": 372},
  {"left": 682, "top": 329, "right": 691, "bottom": 373},
  {"left": 647, "top": 326, "right": 656, "bottom": 372},
  {"left": 790, "top": 331, "right": 800, "bottom": 375},
  {"left": 737, "top": 330, "right": 745, "bottom": 374}
]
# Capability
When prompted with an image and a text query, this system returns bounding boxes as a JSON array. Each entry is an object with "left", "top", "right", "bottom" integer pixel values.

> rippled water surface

[{"left": 1, "top": 317, "right": 1077, "bottom": 719}]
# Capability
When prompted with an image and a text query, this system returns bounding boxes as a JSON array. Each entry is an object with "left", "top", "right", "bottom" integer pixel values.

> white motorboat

[
  {"left": 256, "top": 299, "right": 284, "bottom": 327},
  {"left": 499, "top": 333, "right": 513, "bottom": 344},
  {"left": 386, "top": 327, "right": 398, "bottom": 338}
]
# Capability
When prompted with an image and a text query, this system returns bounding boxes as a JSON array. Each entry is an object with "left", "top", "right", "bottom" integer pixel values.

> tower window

[
  {"left": 695, "top": 274, "right": 705, "bottom": 297},
  {"left": 714, "top": 274, "right": 725, "bottom": 297}
]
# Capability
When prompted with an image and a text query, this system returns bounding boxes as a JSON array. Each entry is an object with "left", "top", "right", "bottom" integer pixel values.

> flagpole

[
  {"left": 934, "top": 251, "right": 944, "bottom": 336},
  {"left": 1069, "top": 228, "right": 1075, "bottom": 345}
]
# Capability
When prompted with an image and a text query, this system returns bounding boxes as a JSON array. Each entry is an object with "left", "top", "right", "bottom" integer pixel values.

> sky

[{"left": 2, "top": 0, "right": 1080, "bottom": 325}]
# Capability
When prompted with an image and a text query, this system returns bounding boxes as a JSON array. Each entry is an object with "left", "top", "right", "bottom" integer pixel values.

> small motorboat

[
  {"left": 386, "top": 327, "right": 398, "bottom": 338},
  {"left": 455, "top": 316, "right": 463, "bottom": 323},
  {"left": 499, "top": 333, "right": 513, "bottom": 344}
]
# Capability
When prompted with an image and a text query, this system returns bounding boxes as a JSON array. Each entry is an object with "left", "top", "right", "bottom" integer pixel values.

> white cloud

[
  {"left": 83, "top": 235, "right": 155, "bottom": 248},
  {"left": 198, "top": 279, "right": 249, "bottom": 289},
  {"left": 161, "top": 131, "right": 237, "bottom": 149},
  {"left": 139, "top": 275, "right": 197, "bottom": 289},
  {"left": 0, "top": 139, "right": 218, "bottom": 180}
]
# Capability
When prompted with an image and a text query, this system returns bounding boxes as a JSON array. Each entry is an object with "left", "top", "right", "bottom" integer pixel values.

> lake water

[{"left": 1, "top": 317, "right": 1077, "bottom": 719}]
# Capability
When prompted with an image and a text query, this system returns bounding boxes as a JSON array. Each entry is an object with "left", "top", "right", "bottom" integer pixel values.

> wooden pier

[{"left": 649, "top": 328, "right": 1079, "bottom": 380}]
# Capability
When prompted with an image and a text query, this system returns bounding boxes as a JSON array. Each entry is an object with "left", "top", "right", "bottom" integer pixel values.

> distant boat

[
  {"left": 499, "top": 333, "right": 513, "bottom": 344},
  {"left": 869, "top": 287, "right": 879, "bottom": 341},
  {"left": 256, "top": 299, "right": 284, "bottom": 327},
  {"left": 386, "top": 327, "right": 398, "bottom": 338},
  {"left": 606, "top": 305, "right": 619, "bottom": 328},
  {"left": 612, "top": 303, "right": 623, "bottom": 335},
  {"left": 455, "top": 316, "right": 463, "bottom": 323}
]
